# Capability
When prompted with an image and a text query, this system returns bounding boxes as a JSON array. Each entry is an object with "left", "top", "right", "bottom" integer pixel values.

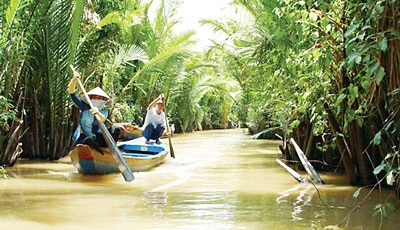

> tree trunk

[
  {"left": 324, "top": 101, "right": 358, "bottom": 184},
  {"left": 349, "top": 121, "right": 372, "bottom": 184}
]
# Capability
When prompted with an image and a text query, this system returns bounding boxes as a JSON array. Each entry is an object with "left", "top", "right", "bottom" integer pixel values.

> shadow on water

[{"left": 1, "top": 129, "right": 399, "bottom": 230}]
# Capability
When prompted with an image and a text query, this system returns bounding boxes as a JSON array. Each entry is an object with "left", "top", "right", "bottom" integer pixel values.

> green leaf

[
  {"left": 355, "top": 55, "right": 362, "bottom": 64},
  {"left": 373, "top": 131, "right": 382, "bottom": 145},
  {"left": 373, "top": 4, "right": 384, "bottom": 14},
  {"left": 274, "top": 28, "right": 285, "bottom": 40},
  {"left": 353, "top": 187, "right": 362, "bottom": 198},
  {"left": 335, "top": 94, "right": 346, "bottom": 106},
  {"left": 378, "top": 38, "right": 388, "bottom": 51},
  {"left": 361, "top": 80, "right": 370, "bottom": 90},
  {"left": 69, "top": 0, "right": 85, "bottom": 64},
  {"left": 350, "top": 85, "right": 358, "bottom": 97},
  {"left": 345, "top": 24, "right": 359, "bottom": 38},
  {"left": 363, "top": 54, "right": 370, "bottom": 62},
  {"left": 290, "top": 120, "right": 301, "bottom": 129},
  {"left": 347, "top": 52, "right": 362, "bottom": 64},
  {"left": 356, "top": 116, "right": 364, "bottom": 127},
  {"left": 375, "top": 66, "right": 385, "bottom": 84},
  {"left": 368, "top": 62, "right": 380, "bottom": 77},
  {"left": 373, "top": 162, "right": 385, "bottom": 175},
  {"left": 371, "top": 203, "right": 383, "bottom": 217}
]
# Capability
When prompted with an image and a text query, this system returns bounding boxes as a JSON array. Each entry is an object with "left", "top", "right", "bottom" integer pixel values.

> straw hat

[
  {"left": 82, "top": 87, "right": 111, "bottom": 103},
  {"left": 156, "top": 99, "right": 164, "bottom": 104}
]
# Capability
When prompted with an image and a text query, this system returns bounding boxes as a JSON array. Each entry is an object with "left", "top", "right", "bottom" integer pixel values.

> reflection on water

[
  {"left": 1, "top": 129, "right": 399, "bottom": 230},
  {"left": 143, "top": 191, "right": 169, "bottom": 210},
  {"left": 276, "top": 184, "right": 316, "bottom": 221}
]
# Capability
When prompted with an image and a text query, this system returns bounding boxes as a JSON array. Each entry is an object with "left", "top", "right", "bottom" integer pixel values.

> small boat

[
  {"left": 117, "top": 123, "right": 175, "bottom": 140},
  {"left": 69, "top": 137, "right": 169, "bottom": 175}
]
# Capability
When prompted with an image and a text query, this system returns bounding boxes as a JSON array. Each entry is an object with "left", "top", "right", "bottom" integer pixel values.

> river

[{"left": 1, "top": 129, "right": 399, "bottom": 229}]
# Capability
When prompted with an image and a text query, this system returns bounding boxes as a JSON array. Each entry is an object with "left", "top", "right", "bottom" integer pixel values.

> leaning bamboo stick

[
  {"left": 276, "top": 159, "right": 307, "bottom": 183},
  {"left": 290, "top": 138, "right": 323, "bottom": 184}
]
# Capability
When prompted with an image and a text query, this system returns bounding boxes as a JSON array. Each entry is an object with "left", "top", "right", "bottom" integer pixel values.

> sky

[{"left": 149, "top": 0, "right": 236, "bottom": 50}]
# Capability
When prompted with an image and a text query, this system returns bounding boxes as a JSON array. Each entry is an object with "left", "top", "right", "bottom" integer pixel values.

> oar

[
  {"left": 70, "top": 65, "right": 134, "bottom": 182},
  {"left": 163, "top": 102, "right": 175, "bottom": 158}
]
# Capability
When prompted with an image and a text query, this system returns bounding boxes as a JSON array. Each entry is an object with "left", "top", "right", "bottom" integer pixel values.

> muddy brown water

[{"left": 1, "top": 129, "right": 399, "bottom": 229}]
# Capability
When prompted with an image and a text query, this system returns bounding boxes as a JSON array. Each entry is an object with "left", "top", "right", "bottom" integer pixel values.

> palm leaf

[
  {"left": 98, "top": 7, "right": 144, "bottom": 28},
  {"left": 45, "top": 0, "right": 74, "bottom": 158},
  {"left": 3, "top": 0, "right": 21, "bottom": 41},
  {"left": 113, "top": 44, "right": 149, "bottom": 67},
  {"left": 115, "top": 30, "right": 195, "bottom": 104},
  {"left": 0, "top": 0, "right": 23, "bottom": 96},
  {"left": 69, "top": 0, "right": 85, "bottom": 65}
]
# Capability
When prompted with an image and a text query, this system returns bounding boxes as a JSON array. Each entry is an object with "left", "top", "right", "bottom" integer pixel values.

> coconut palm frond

[
  {"left": 199, "top": 19, "right": 230, "bottom": 35},
  {"left": 45, "top": 0, "right": 75, "bottom": 158},
  {"left": 114, "top": 44, "right": 149, "bottom": 67},
  {"left": 69, "top": 0, "right": 85, "bottom": 65},
  {"left": 98, "top": 7, "right": 144, "bottom": 29},
  {"left": 0, "top": 0, "right": 24, "bottom": 96},
  {"left": 2, "top": 0, "right": 21, "bottom": 40},
  {"left": 117, "top": 31, "right": 195, "bottom": 102}
]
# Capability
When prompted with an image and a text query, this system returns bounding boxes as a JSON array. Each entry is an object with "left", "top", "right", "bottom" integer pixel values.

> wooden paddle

[
  {"left": 163, "top": 102, "right": 175, "bottom": 158},
  {"left": 70, "top": 65, "right": 134, "bottom": 182}
]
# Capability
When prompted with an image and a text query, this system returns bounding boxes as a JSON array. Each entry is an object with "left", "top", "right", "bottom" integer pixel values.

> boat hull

[{"left": 69, "top": 137, "right": 168, "bottom": 175}]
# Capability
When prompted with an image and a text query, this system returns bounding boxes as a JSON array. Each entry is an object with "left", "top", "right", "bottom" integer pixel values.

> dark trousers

[
  {"left": 77, "top": 128, "right": 121, "bottom": 154},
  {"left": 143, "top": 124, "right": 164, "bottom": 140}
]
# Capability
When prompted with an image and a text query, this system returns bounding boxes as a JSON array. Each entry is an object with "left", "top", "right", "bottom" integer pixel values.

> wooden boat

[
  {"left": 69, "top": 137, "right": 169, "bottom": 175},
  {"left": 117, "top": 123, "right": 175, "bottom": 140}
]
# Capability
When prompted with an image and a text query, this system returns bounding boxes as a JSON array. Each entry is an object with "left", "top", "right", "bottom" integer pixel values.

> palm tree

[
  {"left": 0, "top": 0, "right": 87, "bottom": 161},
  {"left": 0, "top": 0, "right": 26, "bottom": 165}
]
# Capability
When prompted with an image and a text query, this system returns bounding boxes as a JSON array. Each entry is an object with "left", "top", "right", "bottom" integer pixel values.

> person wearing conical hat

[
  {"left": 142, "top": 94, "right": 167, "bottom": 145},
  {"left": 68, "top": 74, "right": 123, "bottom": 153}
]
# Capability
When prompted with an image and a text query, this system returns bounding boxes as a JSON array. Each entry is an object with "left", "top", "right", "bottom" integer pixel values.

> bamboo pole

[
  {"left": 290, "top": 138, "right": 323, "bottom": 184},
  {"left": 276, "top": 159, "right": 307, "bottom": 183}
]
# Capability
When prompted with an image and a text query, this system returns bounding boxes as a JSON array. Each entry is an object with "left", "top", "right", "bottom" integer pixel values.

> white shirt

[{"left": 143, "top": 107, "right": 166, "bottom": 129}]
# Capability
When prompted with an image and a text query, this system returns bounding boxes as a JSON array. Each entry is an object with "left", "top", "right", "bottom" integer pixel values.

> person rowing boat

[
  {"left": 142, "top": 94, "right": 169, "bottom": 144},
  {"left": 68, "top": 72, "right": 124, "bottom": 153}
]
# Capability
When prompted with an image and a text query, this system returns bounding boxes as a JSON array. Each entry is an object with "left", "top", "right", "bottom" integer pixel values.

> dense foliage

[{"left": 204, "top": 0, "right": 399, "bottom": 196}]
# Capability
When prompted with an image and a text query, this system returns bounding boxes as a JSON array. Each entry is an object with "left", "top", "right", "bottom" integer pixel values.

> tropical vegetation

[
  {"left": 1, "top": 0, "right": 399, "bottom": 208},
  {"left": 219, "top": 0, "right": 399, "bottom": 190}
]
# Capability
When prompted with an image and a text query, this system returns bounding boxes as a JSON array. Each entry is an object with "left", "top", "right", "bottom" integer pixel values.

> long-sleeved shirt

[{"left": 70, "top": 93, "right": 108, "bottom": 137}]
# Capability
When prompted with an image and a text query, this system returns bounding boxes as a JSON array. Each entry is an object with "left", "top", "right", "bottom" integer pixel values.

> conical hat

[{"left": 82, "top": 87, "right": 111, "bottom": 103}]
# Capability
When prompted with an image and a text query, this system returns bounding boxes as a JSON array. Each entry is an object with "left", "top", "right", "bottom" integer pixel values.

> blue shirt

[{"left": 70, "top": 93, "right": 108, "bottom": 137}]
